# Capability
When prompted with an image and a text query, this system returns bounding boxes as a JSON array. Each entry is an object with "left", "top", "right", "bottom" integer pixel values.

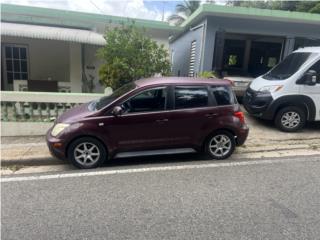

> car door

[
  {"left": 300, "top": 59, "right": 320, "bottom": 120},
  {"left": 167, "top": 85, "right": 222, "bottom": 148},
  {"left": 104, "top": 86, "right": 173, "bottom": 152}
]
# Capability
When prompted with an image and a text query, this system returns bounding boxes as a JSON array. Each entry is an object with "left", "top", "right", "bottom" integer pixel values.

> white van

[{"left": 243, "top": 47, "right": 320, "bottom": 132}]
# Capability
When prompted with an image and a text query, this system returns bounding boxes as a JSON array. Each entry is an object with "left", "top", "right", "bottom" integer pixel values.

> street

[{"left": 2, "top": 155, "right": 320, "bottom": 240}]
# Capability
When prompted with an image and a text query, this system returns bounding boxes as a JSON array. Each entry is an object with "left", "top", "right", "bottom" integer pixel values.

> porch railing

[{"left": 1, "top": 91, "right": 105, "bottom": 122}]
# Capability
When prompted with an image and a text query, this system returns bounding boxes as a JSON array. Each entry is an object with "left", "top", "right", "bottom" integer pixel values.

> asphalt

[{"left": 2, "top": 155, "right": 320, "bottom": 240}]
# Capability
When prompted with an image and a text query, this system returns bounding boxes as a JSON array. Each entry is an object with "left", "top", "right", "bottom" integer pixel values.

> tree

[
  {"left": 97, "top": 24, "right": 171, "bottom": 90},
  {"left": 167, "top": 1, "right": 201, "bottom": 25},
  {"left": 227, "top": 1, "right": 320, "bottom": 14}
]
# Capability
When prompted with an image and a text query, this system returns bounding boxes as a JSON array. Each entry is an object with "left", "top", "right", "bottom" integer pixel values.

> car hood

[
  {"left": 250, "top": 76, "right": 285, "bottom": 91},
  {"left": 56, "top": 102, "right": 96, "bottom": 123}
]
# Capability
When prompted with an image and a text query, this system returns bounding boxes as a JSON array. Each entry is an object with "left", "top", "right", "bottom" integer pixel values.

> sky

[{"left": 1, "top": 0, "right": 188, "bottom": 21}]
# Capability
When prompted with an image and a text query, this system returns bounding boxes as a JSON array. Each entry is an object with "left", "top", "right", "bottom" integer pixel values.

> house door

[{"left": 2, "top": 44, "right": 29, "bottom": 91}]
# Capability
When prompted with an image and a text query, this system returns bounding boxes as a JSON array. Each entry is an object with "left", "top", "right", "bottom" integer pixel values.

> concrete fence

[{"left": 1, "top": 91, "right": 105, "bottom": 136}]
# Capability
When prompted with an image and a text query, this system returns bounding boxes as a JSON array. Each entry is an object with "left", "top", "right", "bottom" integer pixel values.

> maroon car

[{"left": 46, "top": 77, "right": 249, "bottom": 169}]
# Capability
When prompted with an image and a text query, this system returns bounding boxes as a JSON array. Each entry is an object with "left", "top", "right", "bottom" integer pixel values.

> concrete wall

[
  {"left": 1, "top": 91, "right": 105, "bottom": 136},
  {"left": 2, "top": 36, "right": 70, "bottom": 82},
  {"left": 206, "top": 16, "right": 320, "bottom": 39},
  {"left": 170, "top": 20, "right": 206, "bottom": 76}
]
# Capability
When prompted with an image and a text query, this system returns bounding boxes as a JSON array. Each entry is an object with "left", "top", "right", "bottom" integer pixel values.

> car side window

[
  {"left": 174, "top": 86, "right": 208, "bottom": 109},
  {"left": 211, "top": 86, "right": 235, "bottom": 106},
  {"left": 122, "top": 87, "right": 167, "bottom": 113},
  {"left": 308, "top": 60, "right": 320, "bottom": 84}
]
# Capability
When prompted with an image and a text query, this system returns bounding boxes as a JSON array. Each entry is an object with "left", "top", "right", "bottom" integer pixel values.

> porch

[{"left": 1, "top": 23, "right": 106, "bottom": 93}]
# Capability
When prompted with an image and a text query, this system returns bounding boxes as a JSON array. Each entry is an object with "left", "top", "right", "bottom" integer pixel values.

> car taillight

[{"left": 234, "top": 111, "right": 245, "bottom": 124}]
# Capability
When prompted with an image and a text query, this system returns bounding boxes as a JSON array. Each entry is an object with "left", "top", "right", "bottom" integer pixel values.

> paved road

[{"left": 2, "top": 156, "right": 320, "bottom": 240}]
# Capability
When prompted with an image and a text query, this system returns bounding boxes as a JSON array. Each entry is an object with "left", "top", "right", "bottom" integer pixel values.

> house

[
  {"left": 170, "top": 4, "right": 320, "bottom": 78},
  {"left": 1, "top": 4, "right": 179, "bottom": 93}
]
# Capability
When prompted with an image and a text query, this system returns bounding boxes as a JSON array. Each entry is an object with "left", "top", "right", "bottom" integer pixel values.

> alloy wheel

[
  {"left": 74, "top": 142, "right": 100, "bottom": 167},
  {"left": 209, "top": 134, "right": 232, "bottom": 157},
  {"left": 281, "top": 111, "right": 301, "bottom": 129}
]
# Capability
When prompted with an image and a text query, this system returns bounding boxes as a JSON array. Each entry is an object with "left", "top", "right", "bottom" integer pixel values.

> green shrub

[{"left": 97, "top": 24, "right": 171, "bottom": 90}]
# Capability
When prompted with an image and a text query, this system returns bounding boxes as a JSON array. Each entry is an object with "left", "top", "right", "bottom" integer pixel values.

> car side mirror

[
  {"left": 304, "top": 70, "right": 317, "bottom": 86},
  {"left": 112, "top": 106, "right": 123, "bottom": 117}
]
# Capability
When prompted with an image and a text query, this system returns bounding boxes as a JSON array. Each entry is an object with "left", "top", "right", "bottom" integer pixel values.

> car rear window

[
  {"left": 174, "top": 86, "right": 208, "bottom": 109},
  {"left": 211, "top": 86, "right": 236, "bottom": 106}
]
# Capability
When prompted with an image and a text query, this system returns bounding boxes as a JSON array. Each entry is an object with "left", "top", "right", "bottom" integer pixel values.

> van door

[{"left": 300, "top": 60, "right": 320, "bottom": 121}]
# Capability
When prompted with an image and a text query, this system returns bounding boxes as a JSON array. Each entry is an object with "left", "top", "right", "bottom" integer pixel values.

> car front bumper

[
  {"left": 46, "top": 128, "right": 67, "bottom": 160},
  {"left": 243, "top": 88, "right": 273, "bottom": 120}
]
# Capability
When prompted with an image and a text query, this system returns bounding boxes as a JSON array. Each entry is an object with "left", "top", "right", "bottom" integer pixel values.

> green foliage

[
  {"left": 309, "top": 2, "right": 320, "bottom": 13},
  {"left": 198, "top": 71, "right": 219, "bottom": 78},
  {"left": 227, "top": 1, "right": 320, "bottom": 13},
  {"left": 97, "top": 24, "right": 171, "bottom": 90}
]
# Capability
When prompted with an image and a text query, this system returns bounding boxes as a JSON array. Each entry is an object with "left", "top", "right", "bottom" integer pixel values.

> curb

[{"left": 1, "top": 157, "right": 66, "bottom": 166}]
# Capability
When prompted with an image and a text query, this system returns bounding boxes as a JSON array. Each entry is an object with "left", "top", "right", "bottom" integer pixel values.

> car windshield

[
  {"left": 90, "top": 82, "right": 137, "bottom": 110},
  {"left": 263, "top": 52, "right": 315, "bottom": 80}
]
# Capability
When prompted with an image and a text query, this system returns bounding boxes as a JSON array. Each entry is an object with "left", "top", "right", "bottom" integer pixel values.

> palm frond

[{"left": 168, "top": 0, "right": 201, "bottom": 25}]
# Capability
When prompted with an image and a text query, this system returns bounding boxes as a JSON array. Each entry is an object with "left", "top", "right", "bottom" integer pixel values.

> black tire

[
  {"left": 274, "top": 106, "right": 306, "bottom": 132},
  {"left": 205, "top": 130, "right": 236, "bottom": 160},
  {"left": 67, "top": 137, "right": 107, "bottom": 169}
]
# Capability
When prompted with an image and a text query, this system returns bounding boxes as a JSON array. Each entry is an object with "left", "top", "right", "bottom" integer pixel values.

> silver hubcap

[
  {"left": 281, "top": 111, "right": 301, "bottom": 129},
  {"left": 74, "top": 142, "right": 100, "bottom": 166},
  {"left": 209, "top": 134, "right": 232, "bottom": 157}
]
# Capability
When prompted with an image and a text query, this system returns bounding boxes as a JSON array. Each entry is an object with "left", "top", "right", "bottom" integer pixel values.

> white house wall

[
  {"left": 83, "top": 44, "right": 105, "bottom": 93},
  {"left": 170, "top": 20, "right": 206, "bottom": 77},
  {"left": 2, "top": 36, "right": 70, "bottom": 83}
]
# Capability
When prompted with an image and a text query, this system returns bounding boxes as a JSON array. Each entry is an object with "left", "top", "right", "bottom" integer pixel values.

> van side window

[
  {"left": 308, "top": 60, "right": 320, "bottom": 84},
  {"left": 175, "top": 86, "right": 208, "bottom": 109},
  {"left": 211, "top": 86, "right": 235, "bottom": 106}
]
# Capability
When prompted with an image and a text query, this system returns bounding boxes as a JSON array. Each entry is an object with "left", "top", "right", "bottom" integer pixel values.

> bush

[
  {"left": 97, "top": 24, "right": 171, "bottom": 90},
  {"left": 198, "top": 71, "right": 219, "bottom": 78}
]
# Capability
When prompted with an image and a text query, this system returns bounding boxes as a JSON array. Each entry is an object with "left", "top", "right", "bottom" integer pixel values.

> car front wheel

[
  {"left": 275, "top": 106, "right": 306, "bottom": 132},
  {"left": 205, "top": 131, "right": 235, "bottom": 160},
  {"left": 68, "top": 137, "right": 107, "bottom": 169}
]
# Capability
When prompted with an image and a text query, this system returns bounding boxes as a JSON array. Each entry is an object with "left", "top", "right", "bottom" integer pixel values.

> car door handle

[
  {"left": 205, "top": 113, "right": 219, "bottom": 118},
  {"left": 156, "top": 119, "right": 169, "bottom": 123}
]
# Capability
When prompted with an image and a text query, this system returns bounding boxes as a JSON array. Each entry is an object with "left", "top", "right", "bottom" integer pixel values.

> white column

[{"left": 69, "top": 43, "right": 82, "bottom": 93}]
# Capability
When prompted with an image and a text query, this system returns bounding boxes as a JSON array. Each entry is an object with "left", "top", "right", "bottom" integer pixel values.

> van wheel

[
  {"left": 68, "top": 137, "right": 107, "bottom": 169},
  {"left": 205, "top": 131, "right": 235, "bottom": 160},
  {"left": 275, "top": 106, "right": 306, "bottom": 132}
]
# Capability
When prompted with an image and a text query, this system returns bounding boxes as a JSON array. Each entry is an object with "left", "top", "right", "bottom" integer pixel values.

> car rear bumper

[{"left": 236, "top": 124, "right": 249, "bottom": 146}]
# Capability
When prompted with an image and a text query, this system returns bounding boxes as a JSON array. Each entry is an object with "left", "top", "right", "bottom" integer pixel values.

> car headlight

[
  {"left": 258, "top": 85, "right": 283, "bottom": 93},
  {"left": 51, "top": 123, "right": 70, "bottom": 137}
]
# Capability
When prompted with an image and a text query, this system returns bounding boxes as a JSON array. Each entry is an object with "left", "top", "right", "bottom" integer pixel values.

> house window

[
  {"left": 188, "top": 40, "right": 197, "bottom": 77},
  {"left": 4, "top": 45, "right": 29, "bottom": 83}
]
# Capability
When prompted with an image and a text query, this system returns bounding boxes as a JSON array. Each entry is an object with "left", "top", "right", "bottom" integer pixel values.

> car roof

[
  {"left": 135, "top": 77, "right": 231, "bottom": 87},
  {"left": 294, "top": 46, "right": 320, "bottom": 54}
]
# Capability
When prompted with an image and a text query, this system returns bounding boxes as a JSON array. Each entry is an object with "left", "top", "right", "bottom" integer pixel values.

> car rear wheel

[
  {"left": 68, "top": 137, "right": 107, "bottom": 169},
  {"left": 205, "top": 131, "right": 235, "bottom": 160},
  {"left": 275, "top": 106, "right": 306, "bottom": 132}
]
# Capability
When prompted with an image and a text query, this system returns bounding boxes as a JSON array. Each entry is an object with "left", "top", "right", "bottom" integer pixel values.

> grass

[{"left": 2, "top": 165, "right": 24, "bottom": 172}]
